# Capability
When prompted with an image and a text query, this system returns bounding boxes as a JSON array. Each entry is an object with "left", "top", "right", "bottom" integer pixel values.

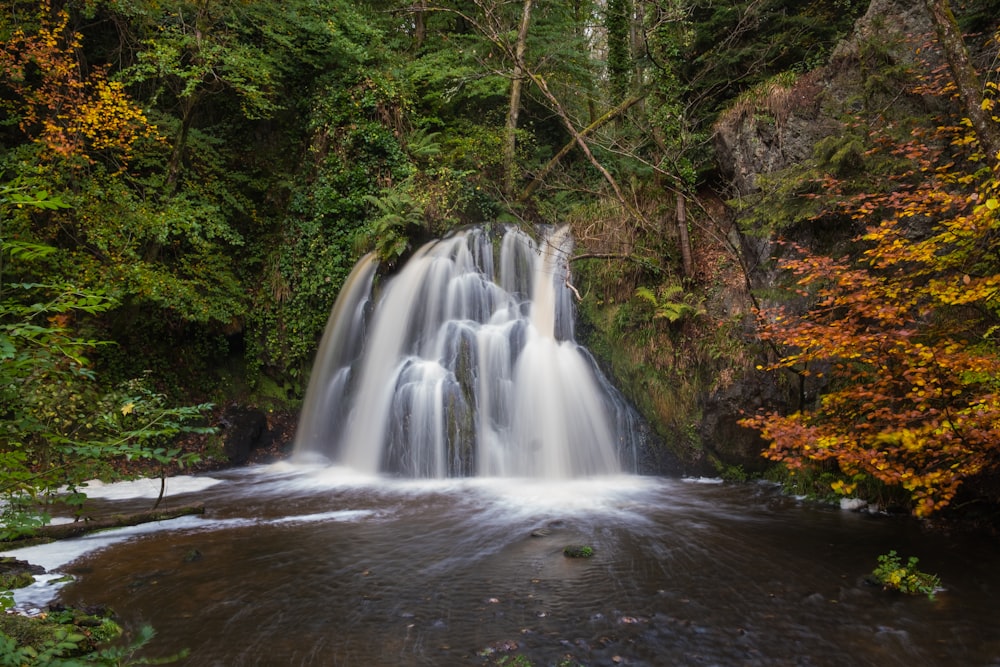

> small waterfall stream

[{"left": 293, "top": 225, "right": 640, "bottom": 478}]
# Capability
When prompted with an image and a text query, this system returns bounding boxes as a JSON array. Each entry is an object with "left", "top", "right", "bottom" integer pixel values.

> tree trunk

[
  {"left": 413, "top": 0, "right": 427, "bottom": 50},
  {"left": 3, "top": 504, "right": 206, "bottom": 545},
  {"left": 676, "top": 192, "right": 693, "bottom": 278},
  {"left": 519, "top": 95, "right": 644, "bottom": 202},
  {"left": 165, "top": 95, "right": 197, "bottom": 195},
  {"left": 503, "top": 0, "right": 534, "bottom": 197},
  {"left": 925, "top": 0, "right": 1000, "bottom": 163}
]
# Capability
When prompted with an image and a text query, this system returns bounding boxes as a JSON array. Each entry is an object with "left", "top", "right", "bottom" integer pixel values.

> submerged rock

[{"left": 563, "top": 545, "right": 594, "bottom": 559}]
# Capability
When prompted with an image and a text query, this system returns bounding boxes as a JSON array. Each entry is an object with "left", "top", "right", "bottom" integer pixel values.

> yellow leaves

[
  {"left": 928, "top": 273, "right": 1000, "bottom": 306},
  {"left": 830, "top": 479, "right": 857, "bottom": 495},
  {"left": 0, "top": 1, "right": 155, "bottom": 167},
  {"left": 120, "top": 402, "right": 135, "bottom": 416},
  {"left": 743, "top": 73, "right": 1000, "bottom": 518}
]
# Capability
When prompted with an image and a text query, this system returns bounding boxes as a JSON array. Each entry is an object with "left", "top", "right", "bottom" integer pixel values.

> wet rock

[
  {"left": 563, "top": 545, "right": 594, "bottom": 559},
  {"left": 219, "top": 404, "right": 269, "bottom": 464},
  {"left": 0, "top": 557, "right": 45, "bottom": 576},
  {"left": 0, "top": 557, "right": 44, "bottom": 589}
]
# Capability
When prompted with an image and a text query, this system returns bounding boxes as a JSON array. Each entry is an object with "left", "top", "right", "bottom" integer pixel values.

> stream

[{"left": 5, "top": 466, "right": 999, "bottom": 666}]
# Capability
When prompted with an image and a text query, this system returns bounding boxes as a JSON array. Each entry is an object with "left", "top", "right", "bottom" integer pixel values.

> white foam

[
  {"left": 266, "top": 509, "right": 379, "bottom": 525},
  {"left": 76, "top": 475, "right": 224, "bottom": 500},
  {"left": 840, "top": 497, "right": 868, "bottom": 511}
]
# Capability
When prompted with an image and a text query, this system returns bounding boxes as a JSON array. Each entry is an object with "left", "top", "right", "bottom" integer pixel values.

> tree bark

[
  {"left": 503, "top": 0, "right": 534, "bottom": 197},
  {"left": 925, "top": 0, "right": 1000, "bottom": 163},
  {"left": 413, "top": 0, "right": 427, "bottom": 49},
  {"left": 676, "top": 192, "right": 693, "bottom": 278},
  {"left": 3, "top": 504, "right": 206, "bottom": 545}
]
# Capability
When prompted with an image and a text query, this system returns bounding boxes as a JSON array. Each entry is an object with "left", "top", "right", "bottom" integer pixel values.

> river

[{"left": 6, "top": 466, "right": 998, "bottom": 666}]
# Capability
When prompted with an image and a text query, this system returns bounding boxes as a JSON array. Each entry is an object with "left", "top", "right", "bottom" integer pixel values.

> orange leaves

[
  {"left": 741, "top": 86, "right": 1000, "bottom": 516},
  {"left": 0, "top": 2, "right": 154, "bottom": 166}
]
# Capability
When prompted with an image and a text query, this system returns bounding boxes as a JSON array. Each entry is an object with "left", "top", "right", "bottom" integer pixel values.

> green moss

[
  {"left": 0, "top": 572, "right": 35, "bottom": 590},
  {"left": 563, "top": 545, "right": 594, "bottom": 558}
]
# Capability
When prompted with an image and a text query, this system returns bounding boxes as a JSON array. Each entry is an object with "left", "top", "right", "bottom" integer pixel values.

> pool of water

[{"left": 6, "top": 465, "right": 999, "bottom": 666}]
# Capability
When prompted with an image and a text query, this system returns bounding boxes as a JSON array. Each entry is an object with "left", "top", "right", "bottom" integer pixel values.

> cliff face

[
  {"left": 694, "top": 0, "right": 978, "bottom": 473},
  {"left": 715, "top": 0, "right": 940, "bottom": 199}
]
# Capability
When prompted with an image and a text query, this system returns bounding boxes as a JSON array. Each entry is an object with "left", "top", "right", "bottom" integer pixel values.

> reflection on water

[{"left": 8, "top": 466, "right": 1000, "bottom": 666}]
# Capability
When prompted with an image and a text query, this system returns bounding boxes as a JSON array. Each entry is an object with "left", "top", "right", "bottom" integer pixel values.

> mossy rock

[
  {"left": 0, "top": 557, "right": 44, "bottom": 590},
  {"left": 0, "top": 571, "right": 35, "bottom": 590},
  {"left": 563, "top": 545, "right": 594, "bottom": 558}
]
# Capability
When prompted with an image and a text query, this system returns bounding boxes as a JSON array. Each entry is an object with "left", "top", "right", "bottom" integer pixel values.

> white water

[{"left": 293, "top": 226, "right": 641, "bottom": 478}]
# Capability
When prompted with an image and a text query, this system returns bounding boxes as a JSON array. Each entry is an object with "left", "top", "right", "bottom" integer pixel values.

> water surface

[{"left": 10, "top": 466, "right": 998, "bottom": 666}]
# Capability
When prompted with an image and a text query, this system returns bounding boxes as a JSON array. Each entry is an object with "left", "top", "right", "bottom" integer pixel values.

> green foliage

[
  {"left": 360, "top": 178, "right": 426, "bottom": 263},
  {"left": 718, "top": 463, "right": 750, "bottom": 483},
  {"left": 634, "top": 285, "right": 706, "bottom": 324},
  {"left": 0, "top": 187, "right": 213, "bottom": 540},
  {"left": 872, "top": 551, "right": 941, "bottom": 599},
  {"left": 0, "top": 615, "right": 186, "bottom": 666},
  {"left": 245, "top": 72, "right": 412, "bottom": 384},
  {"left": 496, "top": 656, "right": 533, "bottom": 667}
]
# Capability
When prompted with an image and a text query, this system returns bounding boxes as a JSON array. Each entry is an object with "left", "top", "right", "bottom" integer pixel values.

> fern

[
  {"left": 359, "top": 177, "right": 426, "bottom": 263},
  {"left": 405, "top": 127, "right": 442, "bottom": 161},
  {"left": 635, "top": 284, "right": 705, "bottom": 324}
]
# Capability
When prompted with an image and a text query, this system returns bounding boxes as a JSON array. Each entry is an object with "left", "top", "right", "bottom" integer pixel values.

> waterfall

[{"left": 292, "top": 225, "right": 641, "bottom": 478}]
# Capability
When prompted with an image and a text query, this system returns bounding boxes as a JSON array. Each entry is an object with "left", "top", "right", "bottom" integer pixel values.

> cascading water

[{"left": 293, "top": 225, "right": 641, "bottom": 478}]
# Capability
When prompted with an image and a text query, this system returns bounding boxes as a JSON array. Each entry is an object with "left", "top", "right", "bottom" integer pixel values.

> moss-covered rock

[
  {"left": 0, "top": 557, "right": 43, "bottom": 591},
  {"left": 563, "top": 545, "right": 594, "bottom": 558}
]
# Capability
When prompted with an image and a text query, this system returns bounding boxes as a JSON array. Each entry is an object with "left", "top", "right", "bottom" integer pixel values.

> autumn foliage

[
  {"left": 0, "top": 2, "right": 153, "bottom": 166},
  {"left": 741, "top": 70, "right": 1000, "bottom": 516}
]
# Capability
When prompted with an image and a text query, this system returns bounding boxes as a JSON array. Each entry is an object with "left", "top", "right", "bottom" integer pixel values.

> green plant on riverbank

[
  {"left": 0, "top": 613, "right": 187, "bottom": 666},
  {"left": 872, "top": 551, "right": 941, "bottom": 600},
  {"left": 1, "top": 184, "right": 215, "bottom": 540}
]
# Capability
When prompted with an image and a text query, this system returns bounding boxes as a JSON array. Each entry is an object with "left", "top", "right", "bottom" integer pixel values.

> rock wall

[{"left": 697, "top": 0, "right": 949, "bottom": 472}]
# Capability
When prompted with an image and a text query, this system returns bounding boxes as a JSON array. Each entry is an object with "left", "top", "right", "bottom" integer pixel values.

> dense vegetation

[{"left": 1, "top": 0, "right": 999, "bottom": 552}]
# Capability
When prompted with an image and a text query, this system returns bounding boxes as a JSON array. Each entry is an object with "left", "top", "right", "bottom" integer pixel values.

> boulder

[{"left": 219, "top": 404, "right": 270, "bottom": 464}]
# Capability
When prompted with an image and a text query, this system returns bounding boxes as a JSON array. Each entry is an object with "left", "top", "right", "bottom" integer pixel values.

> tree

[
  {"left": 0, "top": 182, "right": 212, "bottom": 539},
  {"left": 0, "top": 1, "right": 153, "bottom": 168},
  {"left": 606, "top": 0, "right": 634, "bottom": 103},
  {"left": 502, "top": 0, "right": 533, "bottom": 197},
  {"left": 740, "top": 68, "right": 1000, "bottom": 516},
  {"left": 924, "top": 0, "right": 1000, "bottom": 161}
]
